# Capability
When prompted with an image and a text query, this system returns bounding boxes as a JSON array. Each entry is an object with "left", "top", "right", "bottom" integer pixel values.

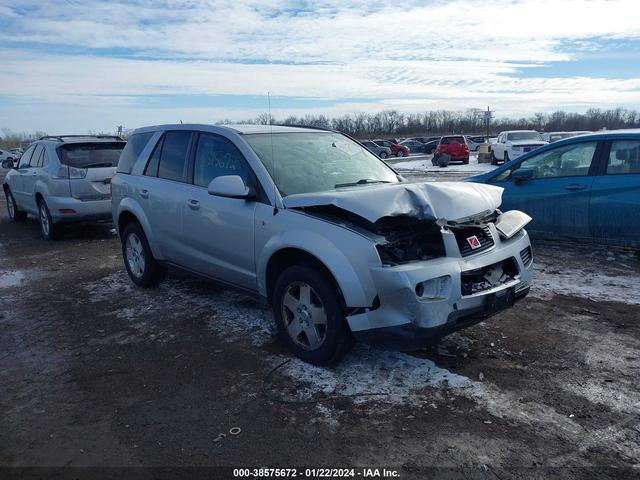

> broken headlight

[{"left": 494, "top": 210, "right": 532, "bottom": 239}]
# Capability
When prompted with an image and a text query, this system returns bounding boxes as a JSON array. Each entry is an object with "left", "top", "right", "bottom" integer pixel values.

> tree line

[
  {"left": 3, "top": 107, "right": 640, "bottom": 148},
  {"left": 224, "top": 107, "right": 640, "bottom": 139}
]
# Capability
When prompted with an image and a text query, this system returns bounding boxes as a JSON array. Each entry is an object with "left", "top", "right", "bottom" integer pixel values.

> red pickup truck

[{"left": 435, "top": 136, "right": 470, "bottom": 164}]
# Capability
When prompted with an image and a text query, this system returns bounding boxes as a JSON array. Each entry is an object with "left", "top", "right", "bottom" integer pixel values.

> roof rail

[
  {"left": 39, "top": 135, "right": 124, "bottom": 141},
  {"left": 274, "top": 124, "right": 338, "bottom": 134}
]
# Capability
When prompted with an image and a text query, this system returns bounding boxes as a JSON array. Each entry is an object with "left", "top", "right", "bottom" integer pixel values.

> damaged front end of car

[{"left": 284, "top": 182, "right": 534, "bottom": 349}]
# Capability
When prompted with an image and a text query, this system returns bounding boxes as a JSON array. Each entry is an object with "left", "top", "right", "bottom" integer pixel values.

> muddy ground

[{"left": 1, "top": 170, "right": 639, "bottom": 479}]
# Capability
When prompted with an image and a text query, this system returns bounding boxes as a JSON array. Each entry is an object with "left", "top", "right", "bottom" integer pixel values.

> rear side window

[
  {"left": 29, "top": 145, "right": 44, "bottom": 167},
  {"left": 144, "top": 136, "right": 164, "bottom": 177},
  {"left": 117, "top": 132, "right": 153, "bottom": 174},
  {"left": 158, "top": 131, "right": 191, "bottom": 182},
  {"left": 58, "top": 143, "right": 125, "bottom": 168},
  {"left": 607, "top": 140, "right": 640, "bottom": 175}
]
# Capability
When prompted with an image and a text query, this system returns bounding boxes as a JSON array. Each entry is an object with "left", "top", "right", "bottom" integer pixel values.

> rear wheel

[
  {"left": 504, "top": 151, "right": 510, "bottom": 163},
  {"left": 463, "top": 157, "right": 469, "bottom": 165},
  {"left": 5, "top": 189, "right": 26, "bottom": 222},
  {"left": 395, "top": 150, "right": 406, "bottom": 158},
  {"left": 491, "top": 150, "right": 498, "bottom": 165},
  {"left": 121, "top": 222, "right": 164, "bottom": 287},
  {"left": 38, "top": 199, "right": 59, "bottom": 240},
  {"left": 273, "top": 265, "right": 353, "bottom": 365}
]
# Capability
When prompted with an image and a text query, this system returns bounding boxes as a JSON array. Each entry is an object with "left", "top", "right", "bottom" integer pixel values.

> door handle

[
  {"left": 138, "top": 188, "right": 149, "bottom": 199},
  {"left": 187, "top": 199, "right": 200, "bottom": 210},
  {"left": 565, "top": 184, "right": 586, "bottom": 191}
]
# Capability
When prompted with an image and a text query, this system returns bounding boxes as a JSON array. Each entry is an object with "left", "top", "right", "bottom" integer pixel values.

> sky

[{"left": 1, "top": 0, "right": 640, "bottom": 134}]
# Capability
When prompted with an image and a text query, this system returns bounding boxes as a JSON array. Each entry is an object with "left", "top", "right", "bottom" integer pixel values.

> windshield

[
  {"left": 58, "top": 143, "right": 125, "bottom": 168},
  {"left": 507, "top": 132, "right": 542, "bottom": 141},
  {"left": 243, "top": 132, "right": 399, "bottom": 196}
]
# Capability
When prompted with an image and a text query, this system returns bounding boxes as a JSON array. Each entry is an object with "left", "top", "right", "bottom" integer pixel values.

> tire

[
  {"left": 37, "top": 199, "right": 60, "bottom": 240},
  {"left": 273, "top": 264, "right": 354, "bottom": 366},
  {"left": 504, "top": 151, "right": 510, "bottom": 163},
  {"left": 395, "top": 150, "right": 407, "bottom": 158},
  {"left": 121, "top": 222, "right": 164, "bottom": 287},
  {"left": 463, "top": 158, "right": 469, "bottom": 165},
  {"left": 491, "top": 150, "right": 498, "bottom": 165},
  {"left": 379, "top": 151, "right": 388, "bottom": 159},
  {"left": 5, "top": 189, "right": 27, "bottom": 222}
]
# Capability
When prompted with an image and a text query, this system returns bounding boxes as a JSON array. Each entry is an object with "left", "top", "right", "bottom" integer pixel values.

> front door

[
  {"left": 181, "top": 132, "right": 257, "bottom": 290},
  {"left": 496, "top": 140, "right": 600, "bottom": 240}
]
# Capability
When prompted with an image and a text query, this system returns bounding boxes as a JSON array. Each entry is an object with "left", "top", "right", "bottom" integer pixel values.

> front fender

[
  {"left": 256, "top": 209, "right": 380, "bottom": 308},
  {"left": 115, "top": 197, "right": 164, "bottom": 261}
]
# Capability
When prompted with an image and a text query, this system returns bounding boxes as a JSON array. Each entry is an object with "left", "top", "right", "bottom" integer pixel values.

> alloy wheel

[
  {"left": 7, "top": 193, "right": 15, "bottom": 219},
  {"left": 39, "top": 203, "right": 50, "bottom": 237},
  {"left": 281, "top": 281, "right": 328, "bottom": 350},
  {"left": 125, "top": 232, "right": 146, "bottom": 278}
]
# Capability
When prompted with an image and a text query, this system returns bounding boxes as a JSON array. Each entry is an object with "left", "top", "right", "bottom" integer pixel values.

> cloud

[{"left": 0, "top": 0, "right": 639, "bottom": 132}]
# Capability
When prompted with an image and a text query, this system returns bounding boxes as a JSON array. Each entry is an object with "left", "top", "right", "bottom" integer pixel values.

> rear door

[
  {"left": 135, "top": 130, "right": 194, "bottom": 262},
  {"left": 494, "top": 140, "right": 601, "bottom": 239},
  {"left": 21, "top": 144, "right": 47, "bottom": 212},
  {"left": 590, "top": 139, "right": 640, "bottom": 246},
  {"left": 7, "top": 145, "right": 36, "bottom": 209},
  {"left": 58, "top": 143, "right": 123, "bottom": 201},
  {"left": 14, "top": 144, "right": 41, "bottom": 210}
]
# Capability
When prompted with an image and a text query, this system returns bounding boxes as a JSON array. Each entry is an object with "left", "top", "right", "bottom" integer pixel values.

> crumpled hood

[{"left": 283, "top": 181, "right": 504, "bottom": 223}]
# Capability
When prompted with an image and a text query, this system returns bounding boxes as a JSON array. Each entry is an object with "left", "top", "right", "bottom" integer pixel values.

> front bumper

[
  {"left": 47, "top": 196, "right": 113, "bottom": 223},
  {"left": 346, "top": 227, "right": 533, "bottom": 347}
]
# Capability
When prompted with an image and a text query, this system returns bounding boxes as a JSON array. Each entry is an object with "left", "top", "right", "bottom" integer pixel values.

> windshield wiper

[{"left": 335, "top": 179, "right": 392, "bottom": 188}]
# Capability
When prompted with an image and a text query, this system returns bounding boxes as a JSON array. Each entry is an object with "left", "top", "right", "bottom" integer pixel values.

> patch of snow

[
  {"left": 272, "top": 344, "right": 478, "bottom": 405},
  {"left": 83, "top": 271, "right": 275, "bottom": 346},
  {"left": 0, "top": 270, "right": 25, "bottom": 289},
  {"left": 393, "top": 154, "right": 496, "bottom": 176},
  {"left": 531, "top": 250, "right": 640, "bottom": 305}
]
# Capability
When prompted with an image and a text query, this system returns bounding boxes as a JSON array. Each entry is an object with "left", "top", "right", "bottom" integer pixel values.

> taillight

[
  {"left": 52, "top": 166, "right": 69, "bottom": 179},
  {"left": 69, "top": 167, "right": 87, "bottom": 179},
  {"left": 52, "top": 166, "right": 87, "bottom": 179}
]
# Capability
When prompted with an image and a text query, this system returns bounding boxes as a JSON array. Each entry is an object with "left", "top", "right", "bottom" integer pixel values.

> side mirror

[
  {"left": 511, "top": 168, "right": 533, "bottom": 184},
  {"left": 207, "top": 175, "right": 255, "bottom": 199},
  {"left": 2, "top": 159, "right": 14, "bottom": 169}
]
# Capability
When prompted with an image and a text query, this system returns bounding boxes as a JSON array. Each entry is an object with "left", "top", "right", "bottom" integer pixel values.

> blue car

[{"left": 469, "top": 130, "right": 640, "bottom": 248}]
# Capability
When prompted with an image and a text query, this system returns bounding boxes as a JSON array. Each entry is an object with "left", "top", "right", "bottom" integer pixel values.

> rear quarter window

[{"left": 117, "top": 132, "right": 154, "bottom": 174}]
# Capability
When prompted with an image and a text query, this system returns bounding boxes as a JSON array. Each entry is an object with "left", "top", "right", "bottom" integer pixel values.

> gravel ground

[{"left": 1, "top": 170, "right": 639, "bottom": 479}]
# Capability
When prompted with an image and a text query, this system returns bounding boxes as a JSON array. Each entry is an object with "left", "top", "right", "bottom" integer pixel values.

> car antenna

[{"left": 268, "top": 91, "right": 278, "bottom": 215}]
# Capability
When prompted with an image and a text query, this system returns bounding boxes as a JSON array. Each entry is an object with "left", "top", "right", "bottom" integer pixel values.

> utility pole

[{"left": 484, "top": 106, "right": 493, "bottom": 140}]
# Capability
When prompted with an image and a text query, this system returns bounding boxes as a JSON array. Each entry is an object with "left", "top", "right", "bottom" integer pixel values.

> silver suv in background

[
  {"left": 112, "top": 124, "right": 533, "bottom": 365},
  {"left": 3, "top": 135, "right": 125, "bottom": 240}
]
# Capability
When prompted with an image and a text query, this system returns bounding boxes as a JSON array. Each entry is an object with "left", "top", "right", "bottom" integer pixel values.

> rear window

[
  {"left": 117, "top": 132, "right": 154, "bottom": 173},
  {"left": 58, "top": 143, "right": 125, "bottom": 169},
  {"left": 440, "top": 136, "right": 465, "bottom": 144}
]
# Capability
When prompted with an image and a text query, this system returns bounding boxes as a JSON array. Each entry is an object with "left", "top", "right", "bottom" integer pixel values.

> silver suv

[
  {"left": 3, "top": 135, "right": 125, "bottom": 240},
  {"left": 112, "top": 124, "right": 533, "bottom": 365}
]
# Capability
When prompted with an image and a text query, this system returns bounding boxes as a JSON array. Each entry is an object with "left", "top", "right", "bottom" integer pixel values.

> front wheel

[
  {"left": 379, "top": 151, "right": 388, "bottom": 159},
  {"left": 38, "top": 199, "right": 59, "bottom": 240},
  {"left": 121, "top": 222, "right": 164, "bottom": 287},
  {"left": 491, "top": 150, "right": 498, "bottom": 165},
  {"left": 5, "top": 189, "right": 27, "bottom": 222},
  {"left": 273, "top": 265, "right": 354, "bottom": 365},
  {"left": 504, "top": 151, "right": 510, "bottom": 163}
]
